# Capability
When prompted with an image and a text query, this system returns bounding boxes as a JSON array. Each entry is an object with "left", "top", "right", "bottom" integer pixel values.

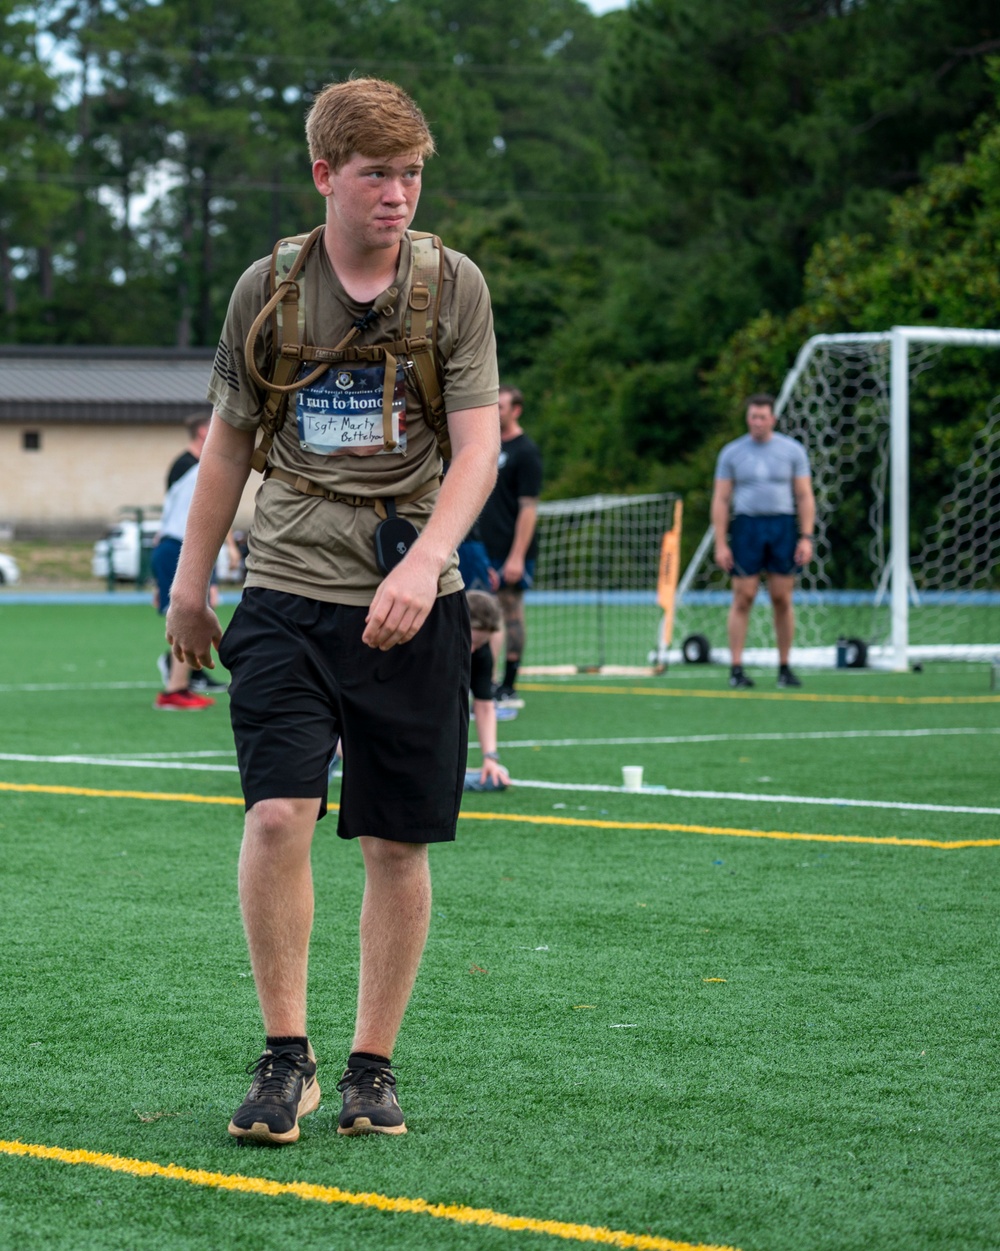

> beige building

[{"left": 0, "top": 346, "right": 258, "bottom": 536}]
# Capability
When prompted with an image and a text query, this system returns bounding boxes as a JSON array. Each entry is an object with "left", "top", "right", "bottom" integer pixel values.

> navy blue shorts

[
  {"left": 729, "top": 514, "right": 799, "bottom": 577},
  {"left": 151, "top": 537, "right": 182, "bottom": 615},
  {"left": 152, "top": 537, "right": 216, "bottom": 613},
  {"left": 457, "top": 539, "right": 493, "bottom": 592},
  {"left": 219, "top": 587, "right": 471, "bottom": 841}
]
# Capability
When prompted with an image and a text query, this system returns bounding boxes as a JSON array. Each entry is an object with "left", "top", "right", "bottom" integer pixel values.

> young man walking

[
  {"left": 711, "top": 393, "right": 815, "bottom": 688},
  {"left": 166, "top": 78, "right": 499, "bottom": 1144}
]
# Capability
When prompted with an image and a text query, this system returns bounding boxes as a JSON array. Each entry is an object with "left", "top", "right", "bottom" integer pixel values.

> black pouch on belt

[{"left": 374, "top": 498, "right": 419, "bottom": 574}]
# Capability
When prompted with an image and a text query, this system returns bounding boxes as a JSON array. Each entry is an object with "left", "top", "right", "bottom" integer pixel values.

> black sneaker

[
  {"left": 777, "top": 666, "right": 802, "bottom": 688},
  {"left": 228, "top": 1044, "right": 320, "bottom": 1145},
  {"left": 190, "top": 668, "right": 229, "bottom": 692},
  {"left": 336, "top": 1060, "right": 407, "bottom": 1136},
  {"left": 729, "top": 668, "right": 755, "bottom": 689}
]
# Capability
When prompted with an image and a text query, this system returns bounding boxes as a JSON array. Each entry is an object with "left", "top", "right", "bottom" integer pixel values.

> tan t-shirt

[{"left": 207, "top": 230, "right": 499, "bottom": 605}]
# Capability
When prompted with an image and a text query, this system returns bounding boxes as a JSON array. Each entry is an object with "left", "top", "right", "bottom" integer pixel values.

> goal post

[
  {"left": 675, "top": 325, "right": 1000, "bottom": 670},
  {"left": 523, "top": 492, "right": 681, "bottom": 674}
]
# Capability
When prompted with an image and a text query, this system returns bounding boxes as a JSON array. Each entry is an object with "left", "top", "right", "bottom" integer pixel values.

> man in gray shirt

[{"left": 711, "top": 393, "right": 815, "bottom": 688}]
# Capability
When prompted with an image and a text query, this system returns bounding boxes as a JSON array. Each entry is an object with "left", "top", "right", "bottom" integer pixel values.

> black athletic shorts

[{"left": 219, "top": 587, "right": 471, "bottom": 843}]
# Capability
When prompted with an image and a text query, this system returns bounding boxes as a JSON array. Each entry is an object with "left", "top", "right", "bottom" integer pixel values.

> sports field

[{"left": 1, "top": 601, "right": 998, "bottom": 1251}]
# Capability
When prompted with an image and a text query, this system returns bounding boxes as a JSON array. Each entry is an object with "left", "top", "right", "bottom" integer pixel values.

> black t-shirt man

[{"left": 478, "top": 433, "right": 543, "bottom": 567}]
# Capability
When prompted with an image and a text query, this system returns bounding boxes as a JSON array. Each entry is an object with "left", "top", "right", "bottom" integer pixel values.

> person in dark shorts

[
  {"left": 711, "top": 393, "right": 815, "bottom": 688},
  {"left": 165, "top": 78, "right": 499, "bottom": 1145},
  {"left": 477, "top": 385, "right": 542, "bottom": 709}
]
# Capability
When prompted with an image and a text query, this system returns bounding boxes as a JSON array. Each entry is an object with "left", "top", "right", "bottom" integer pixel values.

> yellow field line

[
  {"left": 1, "top": 780, "right": 996, "bottom": 850},
  {"left": 460, "top": 811, "right": 999, "bottom": 850},
  {"left": 0, "top": 1139, "right": 737, "bottom": 1251},
  {"left": 0, "top": 780, "right": 245, "bottom": 806},
  {"left": 520, "top": 682, "right": 1000, "bottom": 706}
]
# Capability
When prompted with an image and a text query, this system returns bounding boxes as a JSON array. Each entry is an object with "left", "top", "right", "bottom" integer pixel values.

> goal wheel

[
  {"left": 681, "top": 633, "right": 711, "bottom": 664},
  {"left": 845, "top": 637, "right": 868, "bottom": 668}
]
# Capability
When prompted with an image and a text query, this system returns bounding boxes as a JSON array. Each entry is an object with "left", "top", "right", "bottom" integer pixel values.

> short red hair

[{"left": 306, "top": 78, "right": 435, "bottom": 171}]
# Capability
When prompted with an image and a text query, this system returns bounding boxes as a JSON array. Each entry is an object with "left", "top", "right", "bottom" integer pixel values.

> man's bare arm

[
  {"left": 363, "top": 403, "right": 500, "bottom": 651},
  {"left": 471, "top": 695, "right": 509, "bottom": 787},
  {"left": 166, "top": 416, "right": 255, "bottom": 669},
  {"left": 711, "top": 478, "right": 734, "bottom": 571},
  {"left": 792, "top": 474, "right": 816, "bottom": 567},
  {"left": 502, "top": 498, "right": 538, "bottom": 585}
]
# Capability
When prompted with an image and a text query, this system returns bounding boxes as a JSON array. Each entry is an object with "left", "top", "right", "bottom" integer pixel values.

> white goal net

[
  {"left": 524, "top": 493, "right": 680, "bottom": 673},
  {"left": 674, "top": 326, "right": 1000, "bottom": 669}
]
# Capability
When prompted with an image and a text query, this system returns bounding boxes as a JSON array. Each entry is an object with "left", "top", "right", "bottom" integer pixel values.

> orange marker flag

[{"left": 657, "top": 499, "right": 683, "bottom": 654}]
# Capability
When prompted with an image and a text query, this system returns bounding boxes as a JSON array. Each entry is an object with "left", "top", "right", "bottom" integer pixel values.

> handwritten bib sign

[{"left": 296, "top": 364, "right": 406, "bottom": 457}]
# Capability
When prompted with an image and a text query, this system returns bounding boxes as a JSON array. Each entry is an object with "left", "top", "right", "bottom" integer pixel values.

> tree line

[{"left": 3, "top": 0, "right": 999, "bottom": 562}]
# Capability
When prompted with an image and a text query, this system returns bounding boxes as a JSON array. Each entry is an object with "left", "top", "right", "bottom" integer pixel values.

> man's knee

[
  {"left": 360, "top": 837, "right": 429, "bottom": 874},
  {"left": 731, "top": 581, "right": 758, "bottom": 613},
  {"left": 504, "top": 619, "right": 525, "bottom": 658},
  {"left": 245, "top": 796, "right": 320, "bottom": 842},
  {"left": 497, "top": 586, "right": 523, "bottom": 619},
  {"left": 768, "top": 576, "right": 794, "bottom": 611}
]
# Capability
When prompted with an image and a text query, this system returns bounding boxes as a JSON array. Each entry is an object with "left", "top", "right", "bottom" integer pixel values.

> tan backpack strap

[
  {"left": 245, "top": 225, "right": 327, "bottom": 397},
  {"left": 381, "top": 349, "right": 399, "bottom": 450},
  {"left": 406, "top": 233, "right": 450, "bottom": 461},
  {"left": 406, "top": 232, "right": 442, "bottom": 340}
]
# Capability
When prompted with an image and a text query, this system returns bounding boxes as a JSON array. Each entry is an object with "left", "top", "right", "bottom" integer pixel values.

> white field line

[
  {"left": 0, "top": 681, "right": 160, "bottom": 692},
  {"left": 0, "top": 752, "right": 238, "bottom": 774},
  {"left": 93, "top": 750, "right": 236, "bottom": 759},
  {"left": 508, "top": 778, "right": 1000, "bottom": 817},
  {"left": 499, "top": 727, "right": 1000, "bottom": 749},
  {"left": 3, "top": 735, "right": 996, "bottom": 815}
]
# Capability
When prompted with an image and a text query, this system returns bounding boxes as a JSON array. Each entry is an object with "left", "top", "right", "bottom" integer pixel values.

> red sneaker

[{"left": 154, "top": 689, "right": 215, "bottom": 711}]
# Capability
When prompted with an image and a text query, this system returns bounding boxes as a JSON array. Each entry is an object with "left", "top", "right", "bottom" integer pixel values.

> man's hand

[
  {"left": 480, "top": 756, "right": 510, "bottom": 787},
  {"left": 363, "top": 549, "right": 439, "bottom": 651},
  {"left": 794, "top": 535, "right": 814, "bottom": 567},
  {"left": 502, "top": 553, "right": 525, "bottom": 586},
  {"left": 166, "top": 596, "right": 223, "bottom": 671},
  {"left": 715, "top": 542, "right": 734, "bottom": 573}
]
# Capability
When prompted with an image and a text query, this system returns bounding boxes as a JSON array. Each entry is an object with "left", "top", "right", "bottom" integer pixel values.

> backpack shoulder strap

[
  {"left": 246, "top": 225, "right": 328, "bottom": 473},
  {"left": 405, "top": 232, "right": 450, "bottom": 461},
  {"left": 406, "top": 231, "right": 443, "bottom": 341}
]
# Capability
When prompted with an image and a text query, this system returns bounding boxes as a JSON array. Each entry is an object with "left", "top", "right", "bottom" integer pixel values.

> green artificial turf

[{"left": 0, "top": 603, "right": 997, "bottom": 1251}]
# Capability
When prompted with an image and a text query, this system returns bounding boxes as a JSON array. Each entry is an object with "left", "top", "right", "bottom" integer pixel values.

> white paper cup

[{"left": 622, "top": 765, "right": 644, "bottom": 792}]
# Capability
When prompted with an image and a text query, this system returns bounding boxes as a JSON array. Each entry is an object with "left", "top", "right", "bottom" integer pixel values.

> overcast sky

[{"left": 584, "top": 0, "right": 628, "bottom": 12}]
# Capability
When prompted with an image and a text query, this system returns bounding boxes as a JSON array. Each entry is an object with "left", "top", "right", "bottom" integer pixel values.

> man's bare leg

[
  {"left": 238, "top": 796, "right": 321, "bottom": 1036},
  {"left": 497, "top": 584, "right": 525, "bottom": 693},
  {"left": 228, "top": 796, "right": 322, "bottom": 1145},
  {"left": 167, "top": 652, "right": 193, "bottom": 694},
  {"left": 768, "top": 574, "right": 796, "bottom": 666},
  {"left": 352, "top": 837, "right": 432, "bottom": 1058},
  {"left": 728, "top": 575, "right": 759, "bottom": 667}
]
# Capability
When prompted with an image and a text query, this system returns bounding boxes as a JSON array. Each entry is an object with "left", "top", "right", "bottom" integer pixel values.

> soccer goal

[
  {"left": 523, "top": 492, "right": 681, "bottom": 674},
  {"left": 674, "top": 326, "right": 1000, "bottom": 670}
]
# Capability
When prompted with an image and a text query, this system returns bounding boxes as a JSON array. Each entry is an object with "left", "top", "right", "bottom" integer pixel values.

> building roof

[{"left": 0, "top": 346, "right": 216, "bottom": 423}]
